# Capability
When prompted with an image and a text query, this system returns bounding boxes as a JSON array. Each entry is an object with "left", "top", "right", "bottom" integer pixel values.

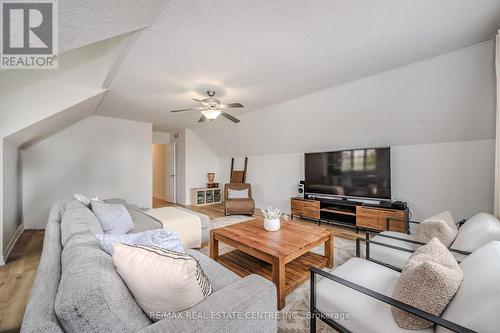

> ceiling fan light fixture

[{"left": 201, "top": 109, "right": 221, "bottom": 120}]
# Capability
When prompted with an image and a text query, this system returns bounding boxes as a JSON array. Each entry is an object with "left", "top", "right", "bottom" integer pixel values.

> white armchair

[
  {"left": 368, "top": 212, "right": 500, "bottom": 269},
  {"left": 310, "top": 241, "right": 500, "bottom": 333}
]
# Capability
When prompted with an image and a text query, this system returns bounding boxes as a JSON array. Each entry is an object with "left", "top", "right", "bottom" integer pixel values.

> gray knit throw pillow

[{"left": 392, "top": 237, "right": 463, "bottom": 329}]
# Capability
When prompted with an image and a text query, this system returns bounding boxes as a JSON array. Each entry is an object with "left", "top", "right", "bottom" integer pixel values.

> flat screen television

[{"left": 305, "top": 148, "right": 391, "bottom": 200}]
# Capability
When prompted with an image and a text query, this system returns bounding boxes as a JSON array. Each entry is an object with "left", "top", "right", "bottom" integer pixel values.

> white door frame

[{"left": 166, "top": 141, "right": 177, "bottom": 203}]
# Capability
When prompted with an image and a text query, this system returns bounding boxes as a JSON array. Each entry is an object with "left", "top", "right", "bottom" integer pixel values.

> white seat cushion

[
  {"left": 437, "top": 241, "right": 500, "bottom": 333},
  {"left": 227, "top": 189, "right": 249, "bottom": 199},
  {"left": 316, "top": 258, "right": 433, "bottom": 333},
  {"left": 451, "top": 213, "right": 500, "bottom": 252},
  {"left": 370, "top": 232, "right": 416, "bottom": 269}
]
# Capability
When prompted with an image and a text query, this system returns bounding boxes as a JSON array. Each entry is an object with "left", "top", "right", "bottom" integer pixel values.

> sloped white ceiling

[
  {"left": 6, "top": 91, "right": 107, "bottom": 148},
  {"left": 195, "top": 41, "right": 496, "bottom": 157},
  {"left": 59, "top": 0, "right": 167, "bottom": 53},
  {"left": 97, "top": 0, "right": 500, "bottom": 133},
  {"left": 0, "top": 36, "right": 127, "bottom": 138}
]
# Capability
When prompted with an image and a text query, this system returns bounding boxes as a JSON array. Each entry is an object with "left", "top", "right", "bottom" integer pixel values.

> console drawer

[
  {"left": 291, "top": 199, "right": 319, "bottom": 219},
  {"left": 379, "top": 210, "right": 406, "bottom": 232},
  {"left": 356, "top": 207, "right": 380, "bottom": 230},
  {"left": 291, "top": 199, "right": 304, "bottom": 215}
]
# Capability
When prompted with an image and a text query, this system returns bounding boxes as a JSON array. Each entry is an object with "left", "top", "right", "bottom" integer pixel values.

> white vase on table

[{"left": 264, "top": 218, "right": 280, "bottom": 231}]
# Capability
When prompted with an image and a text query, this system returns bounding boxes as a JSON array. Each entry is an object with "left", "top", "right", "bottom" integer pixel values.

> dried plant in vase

[{"left": 261, "top": 207, "right": 288, "bottom": 231}]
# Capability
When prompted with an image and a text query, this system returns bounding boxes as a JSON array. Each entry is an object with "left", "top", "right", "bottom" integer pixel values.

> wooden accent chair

[{"left": 224, "top": 183, "right": 255, "bottom": 216}]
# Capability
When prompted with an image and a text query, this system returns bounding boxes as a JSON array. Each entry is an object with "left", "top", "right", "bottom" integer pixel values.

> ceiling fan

[{"left": 170, "top": 90, "right": 243, "bottom": 123}]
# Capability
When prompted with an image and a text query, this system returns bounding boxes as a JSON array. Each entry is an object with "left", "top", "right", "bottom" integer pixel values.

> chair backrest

[
  {"left": 437, "top": 241, "right": 500, "bottom": 333},
  {"left": 224, "top": 183, "right": 252, "bottom": 199},
  {"left": 451, "top": 213, "right": 500, "bottom": 252}
]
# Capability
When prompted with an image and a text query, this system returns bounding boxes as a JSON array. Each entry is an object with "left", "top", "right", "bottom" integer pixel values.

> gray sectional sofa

[{"left": 21, "top": 200, "right": 277, "bottom": 333}]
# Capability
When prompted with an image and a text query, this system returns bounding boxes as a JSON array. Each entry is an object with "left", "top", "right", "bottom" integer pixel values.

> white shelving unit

[{"left": 190, "top": 187, "right": 222, "bottom": 206}]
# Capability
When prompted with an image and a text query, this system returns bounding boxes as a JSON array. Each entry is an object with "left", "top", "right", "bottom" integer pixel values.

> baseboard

[{"left": 1, "top": 223, "right": 24, "bottom": 265}]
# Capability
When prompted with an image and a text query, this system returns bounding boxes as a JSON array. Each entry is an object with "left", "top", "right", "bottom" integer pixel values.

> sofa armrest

[{"left": 138, "top": 274, "right": 277, "bottom": 333}]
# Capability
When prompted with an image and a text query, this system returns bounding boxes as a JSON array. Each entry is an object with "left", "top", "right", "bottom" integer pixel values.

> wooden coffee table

[{"left": 210, "top": 218, "right": 334, "bottom": 310}]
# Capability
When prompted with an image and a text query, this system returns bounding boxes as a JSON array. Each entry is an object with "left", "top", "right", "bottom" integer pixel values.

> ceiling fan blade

[
  {"left": 219, "top": 103, "right": 244, "bottom": 109},
  {"left": 221, "top": 112, "right": 240, "bottom": 123},
  {"left": 192, "top": 98, "right": 204, "bottom": 103},
  {"left": 171, "top": 107, "right": 206, "bottom": 113},
  {"left": 198, "top": 115, "right": 207, "bottom": 123}
]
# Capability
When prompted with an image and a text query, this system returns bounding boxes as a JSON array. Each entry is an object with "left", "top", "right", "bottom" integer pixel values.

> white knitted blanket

[{"left": 145, "top": 207, "right": 202, "bottom": 249}]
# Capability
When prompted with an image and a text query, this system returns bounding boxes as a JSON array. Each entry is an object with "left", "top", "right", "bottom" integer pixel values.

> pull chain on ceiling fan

[{"left": 170, "top": 90, "right": 243, "bottom": 123}]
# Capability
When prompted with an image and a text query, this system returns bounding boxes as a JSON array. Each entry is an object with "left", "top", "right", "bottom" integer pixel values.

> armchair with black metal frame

[
  {"left": 364, "top": 217, "right": 472, "bottom": 269},
  {"left": 309, "top": 238, "right": 477, "bottom": 333},
  {"left": 309, "top": 267, "right": 476, "bottom": 333}
]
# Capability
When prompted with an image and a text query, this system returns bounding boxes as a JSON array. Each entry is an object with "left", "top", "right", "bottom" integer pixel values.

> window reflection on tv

[{"left": 305, "top": 148, "right": 391, "bottom": 200}]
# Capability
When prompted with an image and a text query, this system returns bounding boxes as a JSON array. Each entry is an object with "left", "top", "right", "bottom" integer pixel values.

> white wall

[
  {"left": 184, "top": 129, "right": 219, "bottom": 204},
  {"left": 220, "top": 140, "right": 494, "bottom": 221},
  {"left": 22, "top": 116, "right": 152, "bottom": 229},
  {"left": 392, "top": 140, "right": 494, "bottom": 220},
  {"left": 2, "top": 139, "right": 23, "bottom": 258},
  {"left": 0, "top": 139, "right": 22, "bottom": 264},
  {"left": 219, "top": 154, "right": 303, "bottom": 211},
  {"left": 153, "top": 131, "right": 171, "bottom": 144}
]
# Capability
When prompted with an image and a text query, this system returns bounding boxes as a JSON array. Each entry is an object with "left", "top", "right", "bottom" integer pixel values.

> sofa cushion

[
  {"left": 392, "top": 238, "right": 463, "bottom": 329},
  {"left": 451, "top": 212, "right": 500, "bottom": 252},
  {"left": 415, "top": 211, "right": 458, "bottom": 247},
  {"left": 96, "top": 229, "right": 184, "bottom": 255},
  {"left": 437, "top": 241, "right": 500, "bottom": 333},
  {"left": 187, "top": 249, "right": 240, "bottom": 291},
  {"left": 73, "top": 193, "right": 91, "bottom": 206},
  {"left": 55, "top": 235, "right": 151, "bottom": 333},
  {"left": 60, "top": 200, "right": 103, "bottom": 246},
  {"left": 127, "top": 208, "right": 162, "bottom": 233},
  {"left": 21, "top": 203, "right": 65, "bottom": 333},
  {"left": 112, "top": 244, "right": 213, "bottom": 321},
  {"left": 91, "top": 200, "right": 134, "bottom": 234},
  {"left": 316, "top": 258, "right": 433, "bottom": 333}
]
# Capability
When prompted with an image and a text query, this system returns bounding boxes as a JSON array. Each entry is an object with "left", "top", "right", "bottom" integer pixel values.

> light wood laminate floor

[{"left": 0, "top": 201, "right": 364, "bottom": 332}]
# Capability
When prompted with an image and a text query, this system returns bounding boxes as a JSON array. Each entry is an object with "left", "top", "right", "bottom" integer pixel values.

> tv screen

[{"left": 305, "top": 148, "right": 391, "bottom": 200}]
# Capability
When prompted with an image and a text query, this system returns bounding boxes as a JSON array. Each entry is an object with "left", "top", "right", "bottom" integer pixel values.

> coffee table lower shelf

[{"left": 215, "top": 249, "right": 327, "bottom": 297}]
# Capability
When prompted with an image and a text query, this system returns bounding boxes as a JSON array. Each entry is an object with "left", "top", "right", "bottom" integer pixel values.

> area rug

[
  {"left": 209, "top": 215, "right": 254, "bottom": 230},
  {"left": 200, "top": 216, "right": 359, "bottom": 333}
]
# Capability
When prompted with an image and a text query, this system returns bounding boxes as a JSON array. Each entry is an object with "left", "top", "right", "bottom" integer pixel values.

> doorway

[
  {"left": 152, "top": 144, "right": 167, "bottom": 204},
  {"left": 152, "top": 142, "right": 176, "bottom": 206}
]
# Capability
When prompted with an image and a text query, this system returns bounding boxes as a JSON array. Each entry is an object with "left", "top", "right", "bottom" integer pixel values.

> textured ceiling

[
  {"left": 97, "top": 0, "right": 500, "bottom": 131},
  {"left": 59, "top": 0, "right": 166, "bottom": 53}
]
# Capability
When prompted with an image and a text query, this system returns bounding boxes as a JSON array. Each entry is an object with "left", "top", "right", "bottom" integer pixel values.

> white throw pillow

[
  {"left": 74, "top": 193, "right": 91, "bottom": 206},
  {"left": 227, "top": 189, "right": 249, "bottom": 199},
  {"left": 451, "top": 213, "right": 500, "bottom": 252},
  {"left": 112, "top": 244, "right": 213, "bottom": 321}
]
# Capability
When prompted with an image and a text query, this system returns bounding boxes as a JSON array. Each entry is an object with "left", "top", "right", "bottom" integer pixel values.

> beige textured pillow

[
  {"left": 392, "top": 237, "right": 463, "bottom": 329},
  {"left": 415, "top": 211, "right": 458, "bottom": 247},
  {"left": 112, "top": 244, "right": 213, "bottom": 321}
]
